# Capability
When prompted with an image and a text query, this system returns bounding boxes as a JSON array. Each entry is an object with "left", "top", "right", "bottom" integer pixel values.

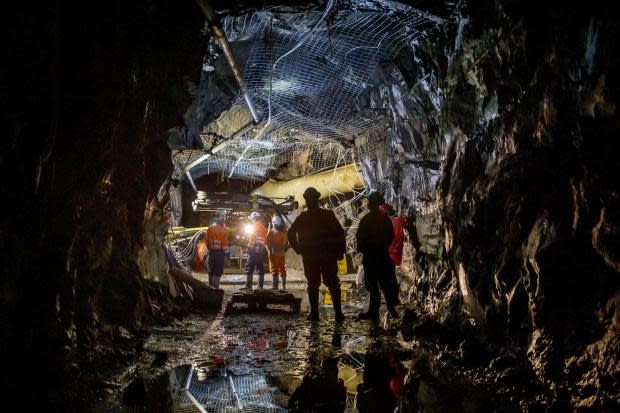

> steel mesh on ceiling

[{"left": 191, "top": 0, "right": 437, "bottom": 180}]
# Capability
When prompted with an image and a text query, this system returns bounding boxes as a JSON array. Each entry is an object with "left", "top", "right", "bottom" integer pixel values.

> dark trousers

[
  {"left": 207, "top": 252, "right": 225, "bottom": 288},
  {"left": 363, "top": 254, "right": 399, "bottom": 316},
  {"left": 245, "top": 251, "right": 265, "bottom": 288},
  {"left": 302, "top": 254, "right": 341, "bottom": 315}
]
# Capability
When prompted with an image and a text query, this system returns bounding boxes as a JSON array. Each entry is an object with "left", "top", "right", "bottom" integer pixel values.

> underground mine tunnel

[{"left": 4, "top": 0, "right": 620, "bottom": 411}]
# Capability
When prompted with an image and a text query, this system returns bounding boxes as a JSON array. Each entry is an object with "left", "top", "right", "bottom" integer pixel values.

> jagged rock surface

[
  {"left": 4, "top": 1, "right": 205, "bottom": 409},
  {"left": 376, "top": 1, "right": 620, "bottom": 409}
]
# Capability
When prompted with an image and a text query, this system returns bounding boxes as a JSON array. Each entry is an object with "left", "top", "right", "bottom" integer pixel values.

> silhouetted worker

[
  {"left": 205, "top": 213, "right": 229, "bottom": 288},
  {"left": 288, "top": 187, "right": 346, "bottom": 322},
  {"left": 355, "top": 192, "right": 399, "bottom": 322},
  {"left": 245, "top": 211, "right": 267, "bottom": 289},
  {"left": 288, "top": 356, "right": 346, "bottom": 412},
  {"left": 355, "top": 352, "right": 397, "bottom": 413}
]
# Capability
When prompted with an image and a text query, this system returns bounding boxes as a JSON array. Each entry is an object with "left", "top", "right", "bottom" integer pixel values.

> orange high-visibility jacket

[
  {"left": 266, "top": 229, "right": 288, "bottom": 255},
  {"left": 195, "top": 238, "right": 208, "bottom": 269},
  {"left": 248, "top": 221, "right": 267, "bottom": 249},
  {"left": 389, "top": 216, "right": 406, "bottom": 266},
  {"left": 206, "top": 224, "right": 229, "bottom": 253}
]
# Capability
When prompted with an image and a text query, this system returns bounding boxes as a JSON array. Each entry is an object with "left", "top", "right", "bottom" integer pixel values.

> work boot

[
  {"left": 272, "top": 275, "right": 279, "bottom": 290},
  {"left": 245, "top": 273, "right": 253, "bottom": 290},
  {"left": 282, "top": 276, "right": 286, "bottom": 290},
  {"left": 308, "top": 290, "right": 320, "bottom": 322},
  {"left": 212, "top": 275, "right": 221, "bottom": 289},
  {"left": 329, "top": 286, "right": 345, "bottom": 323},
  {"left": 354, "top": 311, "right": 379, "bottom": 323},
  {"left": 208, "top": 274, "right": 213, "bottom": 286},
  {"left": 258, "top": 272, "right": 265, "bottom": 289}
]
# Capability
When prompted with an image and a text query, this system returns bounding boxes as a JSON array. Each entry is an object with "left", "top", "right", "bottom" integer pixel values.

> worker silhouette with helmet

[
  {"left": 205, "top": 213, "right": 229, "bottom": 288},
  {"left": 244, "top": 211, "right": 267, "bottom": 290},
  {"left": 288, "top": 187, "right": 346, "bottom": 322},
  {"left": 266, "top": 215, "right": 288, "bottom": 289},
  {"left": 355, "top": 191, "right": 399, "bottom": 322}
]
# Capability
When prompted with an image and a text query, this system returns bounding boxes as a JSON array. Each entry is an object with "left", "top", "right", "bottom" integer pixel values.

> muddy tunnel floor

[{"left": 99, "top": 268, "right": 538, "bottom": 413}]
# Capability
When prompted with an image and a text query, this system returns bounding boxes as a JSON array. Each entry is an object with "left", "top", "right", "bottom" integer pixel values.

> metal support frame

[
  {"left": 183, "top": 120, "right": 255, "bottom": 178},
  {"left": 196, "top": 0, "right": 260, "bottom": 124}
]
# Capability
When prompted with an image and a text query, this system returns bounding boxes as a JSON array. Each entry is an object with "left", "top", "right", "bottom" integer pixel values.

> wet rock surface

[{"left": 96, "top": 287, "right": 553, "bottom": 412}]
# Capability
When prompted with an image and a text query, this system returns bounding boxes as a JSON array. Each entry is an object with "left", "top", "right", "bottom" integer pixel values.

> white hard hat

[
  {"left": 272, "top": 215, "right": 284, "bottom": 227},
  {"left": 249, "top": 211, "right": 261, "bottom": 221}
]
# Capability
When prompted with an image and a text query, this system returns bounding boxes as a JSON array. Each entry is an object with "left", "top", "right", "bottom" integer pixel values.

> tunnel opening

[
  {"left": 156, "top": 4, "right": 437, "bottom": 409},
  {"left": 5, "top": 0, "right": 620, "bottom": 411}
]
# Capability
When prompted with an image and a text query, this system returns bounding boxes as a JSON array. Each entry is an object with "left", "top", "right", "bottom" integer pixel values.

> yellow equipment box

[
  {"left": 323, "top": 282, "right": 349, "bottom": 304},
  {"left": 337, "top": 254, "right": 348, "bottom": 275}
]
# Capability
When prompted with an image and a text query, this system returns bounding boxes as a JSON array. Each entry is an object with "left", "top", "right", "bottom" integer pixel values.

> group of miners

[
  {"left": 202, "top": 186, "right": 406, "bottom": 323},
  {"left": 202, "top": 210, "right": 288, "bottom": 290}
]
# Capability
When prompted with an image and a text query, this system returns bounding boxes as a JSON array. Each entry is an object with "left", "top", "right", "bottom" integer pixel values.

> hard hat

[
  {"left": 272, "top": 215, "right": 284, "bottom": 227},
  {"left": 367, "top": 191, "right": 385, "bottom": 208},
  {"left": 249, "top": 211, "right": 261, "bottom": 221},
  {"left": 303, "top": 187, "right": 321, "bottom": 200}
]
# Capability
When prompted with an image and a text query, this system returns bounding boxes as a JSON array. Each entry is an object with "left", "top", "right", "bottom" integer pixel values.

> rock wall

[
  {"left": 369, "top": 1, "right": 620, "bottom": 408},
  {"left": 4, "top": 1, "right": 205, "bottom": 408}
]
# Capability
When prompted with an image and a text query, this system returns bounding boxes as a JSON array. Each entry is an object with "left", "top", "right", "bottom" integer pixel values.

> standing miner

[
  {"left": 266, "top": 215, "right": 288, "bottom": 290},
  {"left": 205, "top": 213, "right": 229, "bottom": 288},
  {"left": 355, "top": 192, "right": 399, "bottom": 322},
  {"left": 288, "top": 187, "right": 346, "bottom": 322},
  {"left": 244, "top": 211, "right": 267, "bottom": 290}
]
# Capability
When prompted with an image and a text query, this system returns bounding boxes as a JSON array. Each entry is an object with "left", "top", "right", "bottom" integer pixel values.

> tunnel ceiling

[{"left": 173, "top": 0, "right": 442, "bottom": 182}]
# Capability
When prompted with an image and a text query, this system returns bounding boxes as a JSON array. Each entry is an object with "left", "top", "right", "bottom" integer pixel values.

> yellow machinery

[
  {"left": 251, "top": 163, "right": 364, "bottom": 210},
  {"left": 166, "top": 226, "right": 209, "bottom": 242}
]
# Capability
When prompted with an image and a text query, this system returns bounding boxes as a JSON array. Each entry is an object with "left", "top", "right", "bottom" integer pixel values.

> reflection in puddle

[
  {"left": 173, "top": 364, "right": 288, "bottom": 412},
  {"left": 160, "top": 292, "right": 405, "bottom": 412}
]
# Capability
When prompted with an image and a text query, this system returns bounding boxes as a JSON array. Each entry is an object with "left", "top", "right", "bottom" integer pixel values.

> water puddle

[{"left": 172, "top": 364, "right": 288, "bottom": 412}]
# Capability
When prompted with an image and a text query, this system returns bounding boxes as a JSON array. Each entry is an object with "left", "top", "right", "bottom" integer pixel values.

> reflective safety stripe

[
  {"left": 249, "top": 238, "right": 265, "bottom": 247},
  {"left": 267, "top": 230, "right": 287, "bottom": 255},
  {"left": 206, "top": 224, "right": 229, "bottom": 251},
  {"left": 270, "top": 246, "right": 286, "bottom": 254},
  {"left": 248, "top": 222, "right": 267, "bottom": 248}
]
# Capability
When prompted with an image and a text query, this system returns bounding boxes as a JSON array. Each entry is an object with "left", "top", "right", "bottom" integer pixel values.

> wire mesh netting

[
  {"left": 186, "top": 0, "right": 438, "bottom": 180},
  {"left": 177, "top": 373, "right": 288, "bottom": 413}
]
